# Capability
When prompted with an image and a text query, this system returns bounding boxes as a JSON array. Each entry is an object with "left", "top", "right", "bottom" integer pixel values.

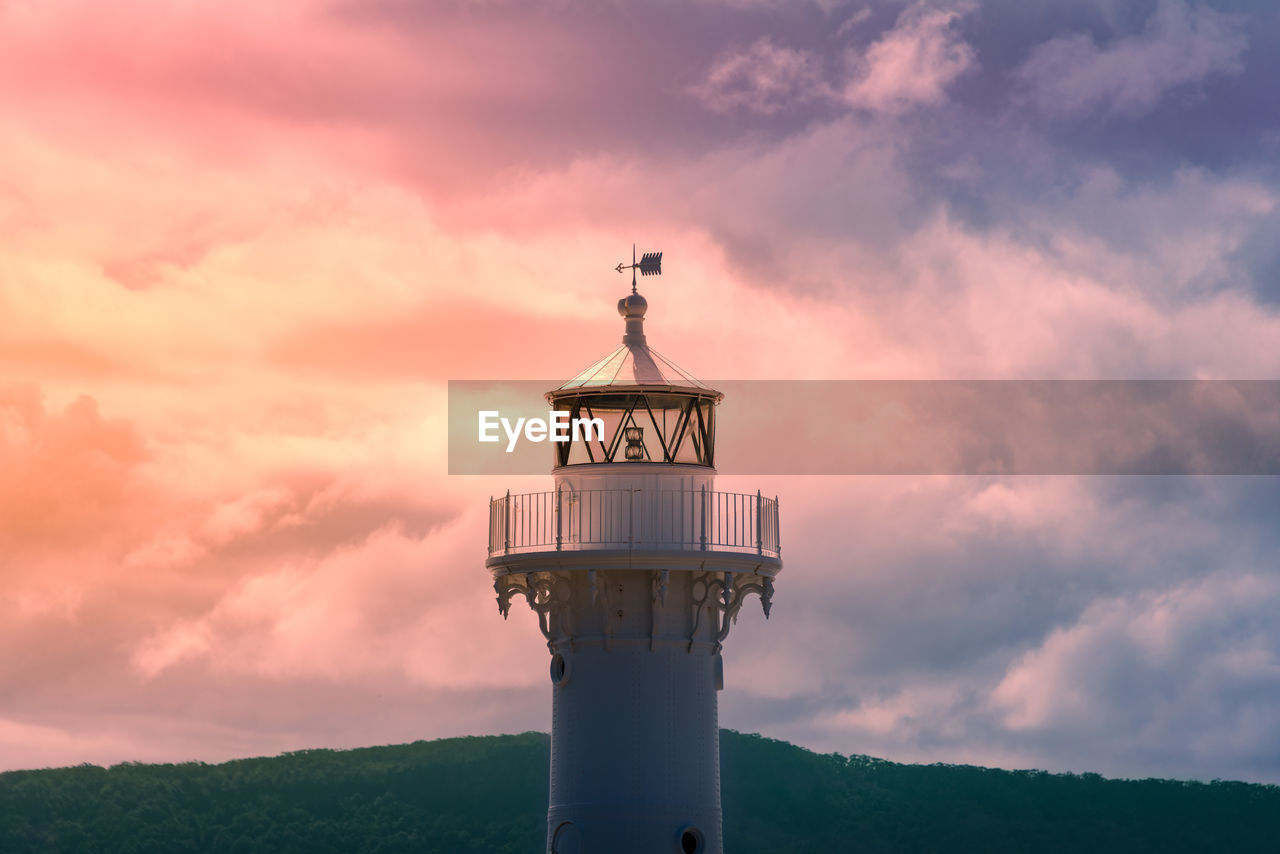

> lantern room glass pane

[{"left": 549, "top": 392, "right": 716, "bottom": 468}]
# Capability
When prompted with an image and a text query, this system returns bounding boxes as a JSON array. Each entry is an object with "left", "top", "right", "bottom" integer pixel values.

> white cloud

[
  {"left": 841, "top": 2, "right": 975, "bottom": 113},
  {"left": 1015, "top": 0, "right": 1247, "bottom": 118}
]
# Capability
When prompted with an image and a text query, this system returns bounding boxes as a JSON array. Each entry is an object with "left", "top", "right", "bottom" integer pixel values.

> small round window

[
  {"left": 549, "top": 653, "right": 570, "bottom": 686},
  {"left": 678, "top": 826, "right": 704, "bottom": 854}
]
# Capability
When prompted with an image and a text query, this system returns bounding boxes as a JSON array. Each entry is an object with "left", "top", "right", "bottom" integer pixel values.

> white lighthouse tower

[{"left": 487, "top": 252, "right": 781, "bottom": 854}]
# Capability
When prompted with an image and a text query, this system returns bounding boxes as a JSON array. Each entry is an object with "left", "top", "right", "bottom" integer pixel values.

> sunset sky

[{"left": 4, "top": 0, "right": 1280, "bottom": 783}]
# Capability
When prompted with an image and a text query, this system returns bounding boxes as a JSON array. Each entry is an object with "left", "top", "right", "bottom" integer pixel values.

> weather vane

[{"left": 615, "top": 244, "right": 662, "bottom": 294}]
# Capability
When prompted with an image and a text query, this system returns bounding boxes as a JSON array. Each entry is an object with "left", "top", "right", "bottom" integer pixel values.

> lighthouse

[{"left": 487, "top": 251, "right": 782, "bottom": 854}]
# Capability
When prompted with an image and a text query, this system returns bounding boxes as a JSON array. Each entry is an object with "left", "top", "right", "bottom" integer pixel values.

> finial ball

[{"left": 618, "top": 292, "right": 648, "bottom": 318}]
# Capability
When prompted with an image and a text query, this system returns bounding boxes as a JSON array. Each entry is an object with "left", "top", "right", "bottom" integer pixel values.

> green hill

[{"left": 1, "top": 731, "right": 1276, "bottom": 853}]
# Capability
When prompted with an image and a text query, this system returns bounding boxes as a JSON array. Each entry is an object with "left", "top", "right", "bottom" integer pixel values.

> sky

[{"left": 3, "top": 0, "right": 1280, "bottom": 783}]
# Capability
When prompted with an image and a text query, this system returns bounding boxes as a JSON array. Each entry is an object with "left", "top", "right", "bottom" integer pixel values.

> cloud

[
  {"left": 688, "top": 3, "right": 976, "bottom": 117},
  {"left": 989, "top": 570, "right": 1280, "bottom": 774},
  {"left": 1014, "top": 0, "right": 1247, "bottom": 118},
  {"left": 130, "top": 512, "right": 547, "bottom": 689},
  {"left": 689, "top": 37, "right": 829, "bottom": 115},
  {"left": 3, "top": 0, "right": 1280, "bottom": 785},
  {"left": 841, "top": 2, "right": 975, "bottom": 113},
  {"left": 0, "top": 387, "right": 150, "bottom": 558},
  {"left": 720, "top": 475, "right": 1280, "bottom": 781}
]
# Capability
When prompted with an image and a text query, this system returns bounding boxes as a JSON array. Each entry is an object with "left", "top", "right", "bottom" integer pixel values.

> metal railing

[{"left": 488, "top": 487, "right": 780, "bottom": 558}]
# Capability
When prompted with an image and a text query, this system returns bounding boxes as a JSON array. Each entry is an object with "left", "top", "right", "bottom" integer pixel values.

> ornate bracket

[
  {"left": 494, "top": 572, "right": 571, "bottom": 649},
  {"left": 688, "top": 569, "right": 774, "bottom": 653}
]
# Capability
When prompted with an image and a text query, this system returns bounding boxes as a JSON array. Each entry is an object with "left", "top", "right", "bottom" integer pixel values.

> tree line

[{"left": 1, "top": 731, "right": 1276, "bottom": 852}]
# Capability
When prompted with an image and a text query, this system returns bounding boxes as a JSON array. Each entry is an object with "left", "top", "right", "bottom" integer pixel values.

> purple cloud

[{"left": 1014, "top": 0, "right": 1247, "bottom": 118}]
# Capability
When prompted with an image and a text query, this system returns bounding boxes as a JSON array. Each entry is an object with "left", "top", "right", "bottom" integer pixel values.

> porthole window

[
  {"left": 550, "top": 820, "right": 582, "bottom": 854},
  {"left": 549, "top": 653, "right": 570, "bottom": 686},
  {"left": 677, "top": 826, "right": 704, "bottom": 854}
]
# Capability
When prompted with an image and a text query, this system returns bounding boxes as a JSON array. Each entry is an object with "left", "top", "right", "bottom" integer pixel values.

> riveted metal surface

[{"left": 545, "top": 574, "right": 725, "bottom": 853}]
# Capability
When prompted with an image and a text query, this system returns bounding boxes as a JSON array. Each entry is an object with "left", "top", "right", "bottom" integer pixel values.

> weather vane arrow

[{"left": 615, "top": 245, "right": 662, "bottom": 293}]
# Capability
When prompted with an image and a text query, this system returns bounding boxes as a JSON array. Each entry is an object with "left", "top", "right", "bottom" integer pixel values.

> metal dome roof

[
  {"left": 554, "top": 340, "right": 712, "bottom": 392},
  {"left": 551, "top": 286, "right": 716, "bottom": 395}
]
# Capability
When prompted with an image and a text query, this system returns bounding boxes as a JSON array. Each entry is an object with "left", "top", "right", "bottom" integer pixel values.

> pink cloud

[
  {"left": 1, "top": 0, "right": 1278, "bottom": 784},
  {"left": 687, "top": 4, "right": 976, "bottom": 118},
  {"left": 689, "top": 37, "right": 829, "bottom": 114},
  {"left": 0, "top": 388, "right": 150, "bottom": 558},
  {"left": 129, "top": 512, "right": 548, "bottom": 688},
  {"left": 841, "top": 2, "right": 975, "bottom": 113}
]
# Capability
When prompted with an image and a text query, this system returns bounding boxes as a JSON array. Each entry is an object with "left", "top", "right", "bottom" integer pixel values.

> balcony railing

[{"left": 488, "top": 488, "right": 780, "bottom": 559}]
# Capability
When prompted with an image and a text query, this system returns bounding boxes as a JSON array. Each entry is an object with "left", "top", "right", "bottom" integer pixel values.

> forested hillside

[{"left": 2, "top": 730, "right": 1276, "bottom": 853}]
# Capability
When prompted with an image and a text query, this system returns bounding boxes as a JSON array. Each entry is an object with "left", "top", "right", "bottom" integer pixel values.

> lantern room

[{"left": 546, "top": 289, "right": 721, "bottom": 470}]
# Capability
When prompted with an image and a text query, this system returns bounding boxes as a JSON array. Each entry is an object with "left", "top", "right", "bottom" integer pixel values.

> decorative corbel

[
  {"left": 689, "top": 569, "right": 776, "bottom": 653},
  {"left": 493, "top": 572, "right": 571, "bottom": 649}
]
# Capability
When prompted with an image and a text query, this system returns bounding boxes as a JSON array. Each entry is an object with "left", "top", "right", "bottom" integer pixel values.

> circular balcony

[{"left": 486, "top": 487, "right": 781, "bottom": 574}]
